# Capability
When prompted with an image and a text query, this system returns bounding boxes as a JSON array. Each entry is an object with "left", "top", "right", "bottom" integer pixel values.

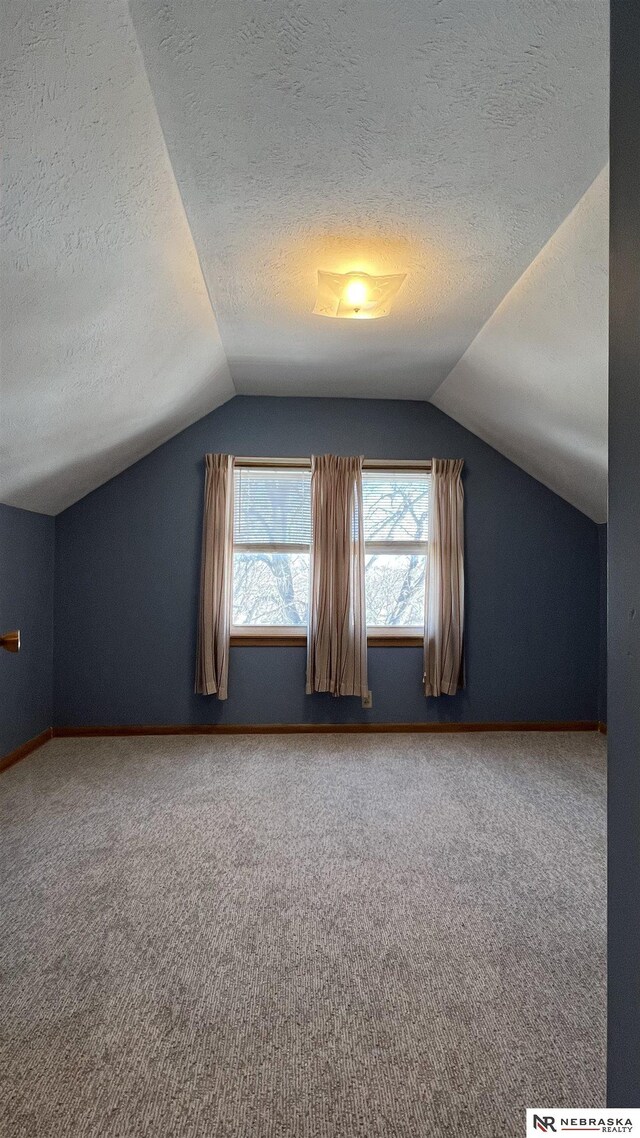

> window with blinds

[
  {"left": 232, "top": 467, "right": 311, "bottom": 628},
  {"left": 231, "top": 462, "right": 430, "bottom": 633},
  {"left": 362, "top": 470, "right": 429, "bottom": 628}
]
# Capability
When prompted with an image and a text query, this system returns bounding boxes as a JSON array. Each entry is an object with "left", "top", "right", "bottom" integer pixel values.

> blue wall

[
  {"left": 609, "top": 0, "right": 640, "bottom": 1105},
  {"left": 0, "top": 503, "right": 54, "bottom": 755},
  {"left": 54, "top": 396, "right": 601, "bottom": 727}
]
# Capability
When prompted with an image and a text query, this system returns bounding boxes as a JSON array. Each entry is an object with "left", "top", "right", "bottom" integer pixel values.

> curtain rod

[{"left": 233, "top": 457, "right": 433, "bottom": 471}]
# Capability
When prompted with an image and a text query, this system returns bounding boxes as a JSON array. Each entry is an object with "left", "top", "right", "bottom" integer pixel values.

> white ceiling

[
  {"left": 130, "top": 0, "right": 608, "bottom": 400},
  {"left": 0, "top": 0, "right": 233, "bottom": 515},
  {"left": 433, "top": 168, "right": 609, "bottom": 521},
  {"left": 1, "top": 0, "right": 608, "bottom": 515}
]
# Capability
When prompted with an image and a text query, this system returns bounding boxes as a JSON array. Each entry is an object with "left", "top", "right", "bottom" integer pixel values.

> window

[
  {"left": 232, "top": 465, "right": 311, "bottom": 631},
  {"left": 231, "top": 461, "right": 429, "bottom": 640},
  {"left": 362, "top": 471, "right": 429, "bottom": 632}
]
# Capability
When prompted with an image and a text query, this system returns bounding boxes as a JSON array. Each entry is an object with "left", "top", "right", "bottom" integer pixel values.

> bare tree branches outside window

[
  {"left": 362, "top": 474, "right": 429, "bottom": 627},
  {"left": 232, "top": 466, "right": 429, "bottom": 630}
]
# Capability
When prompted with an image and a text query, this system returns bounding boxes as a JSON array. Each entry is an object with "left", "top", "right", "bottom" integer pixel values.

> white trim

[
  {"left": 367, "top": 625, "right": 423, "bottom": 638},
  {"left": 365, "top": 541, "right": 427, "bottom": 556},
  {"left": 235, "top": 543, "right": 426, "bottom": 555},
  {"left": 231, "top": 625, "right": 305, "bottom": 638},
  {"left": 233, "top": 543, "right": 310, "bottom": 554},
  {"left": 231, "top": 624, "right": 422, "bottom": 639},
  {"left": 234, "top": 543, "right": 425, "bottom": 556},
  {"left": 234, "top": 456, "right": 432, "bottom": 471}
]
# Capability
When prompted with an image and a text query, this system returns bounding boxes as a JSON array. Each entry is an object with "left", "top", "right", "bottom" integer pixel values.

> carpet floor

[{"left": 0, "top": 732, "right": 605, "bottom": 1137}]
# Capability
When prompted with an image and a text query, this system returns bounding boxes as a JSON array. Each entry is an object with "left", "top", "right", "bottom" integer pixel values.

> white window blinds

[
  {"left": 233, "top": 468, "right": 311, "bottom": 548},
  {"left": 232, "top": 467, "right": 311, "bottom": 628},
  {"left": 231, "top": 463, "right": 430, "bottom": 631}
]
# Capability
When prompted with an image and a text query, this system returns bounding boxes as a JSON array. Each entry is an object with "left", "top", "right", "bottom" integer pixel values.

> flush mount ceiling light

[{"left": 313, "top": 270, "right": 407, "bottom": 319}]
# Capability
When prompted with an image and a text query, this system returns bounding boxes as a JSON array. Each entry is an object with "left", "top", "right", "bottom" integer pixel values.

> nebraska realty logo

[{"left": 526, "top": 1110, "right": 640, "bottom": 1134}]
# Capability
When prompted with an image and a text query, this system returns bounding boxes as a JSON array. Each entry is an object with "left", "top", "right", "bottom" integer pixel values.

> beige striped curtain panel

[
  {"left": 306, "top": 455, "right": 369, "bottom": 699},
  {"left": 195, "top": 454, "right": 234, "bottom": 699},
  {"left": 424, "top": 458, "right": 465, "bottom": 697}
]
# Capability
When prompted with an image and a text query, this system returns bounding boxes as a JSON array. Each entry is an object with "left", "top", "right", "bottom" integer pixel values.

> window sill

[
  {"left": 230, "top": 633, "right": 306, "bottom": 647},
  {"left": 230, "top": 632, "right": 423, "bottom": 648},
  {"left": 368, "top": 634, "right": 422, "bottom": 647}
]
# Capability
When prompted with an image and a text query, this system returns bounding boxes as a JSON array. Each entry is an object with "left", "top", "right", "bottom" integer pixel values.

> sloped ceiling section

[
  {"left": 0, "top": 0, "right": 234, "bottom": 515},
  {"left": 1, "top": 0, "right": 608, "bottom": 517},
  {"left": 129, "top": 0, "right": 607, "bottom": 400},
  {"left": 432, "top": 167, "right": 608, "bottom": 522}
]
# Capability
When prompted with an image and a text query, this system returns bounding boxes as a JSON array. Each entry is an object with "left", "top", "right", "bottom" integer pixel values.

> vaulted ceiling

[
  {"left": 434, "top": 167, "right": 608, "bottom": 520},
  {"left": 1, "top": 0, "right": 608, "bottom": 517}
]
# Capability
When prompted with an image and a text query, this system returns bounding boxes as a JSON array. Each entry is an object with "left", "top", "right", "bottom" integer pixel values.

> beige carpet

[{"left": 0, "top": 732, "right": 606, "bottom": 1137}]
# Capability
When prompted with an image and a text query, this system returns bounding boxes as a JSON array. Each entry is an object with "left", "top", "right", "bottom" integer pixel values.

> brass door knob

[{"left": 0, "top": 630, "right": 20, "bottom": 653}]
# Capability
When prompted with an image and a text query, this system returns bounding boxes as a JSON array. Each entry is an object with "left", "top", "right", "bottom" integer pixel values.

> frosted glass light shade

[{"left": 313, "top": 270, "right": 407, "bottom": 319}]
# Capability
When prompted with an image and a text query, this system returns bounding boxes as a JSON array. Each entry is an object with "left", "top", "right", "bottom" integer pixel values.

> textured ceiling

[
  {"left": 130, "top": 0, "right": 607, "bottom": 400},
  {"left": 433, "top": 168, "right": 609, "bottom": 521},
  {"left": 0, "top": 0, "right": 233, "bottom": 515},
  {"left": 1, "top": 0, "right": 609, "bottom": 516}
]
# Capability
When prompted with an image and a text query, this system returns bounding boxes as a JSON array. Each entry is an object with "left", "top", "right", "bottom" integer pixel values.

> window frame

[{"left": 230, "top": 457, "right": 431, "bottom": 647}]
